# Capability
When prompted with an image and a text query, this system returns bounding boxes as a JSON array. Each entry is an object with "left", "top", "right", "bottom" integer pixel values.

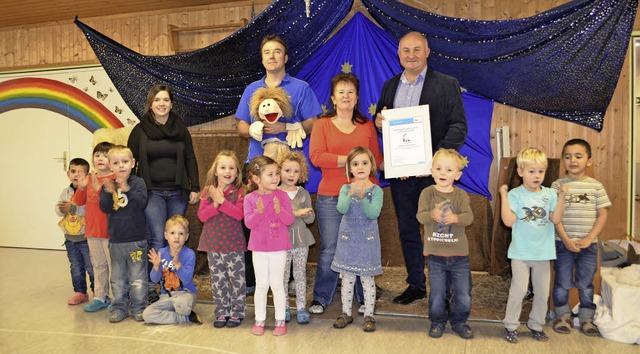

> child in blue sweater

[{"left": 143, "top": 215, "right": 202, "bottom": 325}]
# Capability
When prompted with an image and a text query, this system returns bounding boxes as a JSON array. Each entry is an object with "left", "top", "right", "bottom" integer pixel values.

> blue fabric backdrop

[
  {"left": 75, "top": 0, "right": 637, "bottom": 131},
  {"left": 74, "top": 0, "right": 353, "bottom": 126},
  {"left": 296, "top": 13, "right": 494, "bottom": 198},
  {"left": 362, "top": 0, "right": 638, "bottom": 131}
]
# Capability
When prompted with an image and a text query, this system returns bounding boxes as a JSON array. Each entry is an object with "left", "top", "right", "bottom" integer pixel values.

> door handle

[{"left": 53, "top": 152, "right": 67, "bottom": 171}]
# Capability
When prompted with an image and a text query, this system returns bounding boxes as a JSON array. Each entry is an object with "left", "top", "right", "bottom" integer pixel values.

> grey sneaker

[
  {"left": 133, "top": 312, "right": 144, "bottom": 322},
  {"left": 109, "top": 310, "right": 127, "bottom": 323},
  {"left": 308, "top": 300, "right": 325, "bottom": 314}
]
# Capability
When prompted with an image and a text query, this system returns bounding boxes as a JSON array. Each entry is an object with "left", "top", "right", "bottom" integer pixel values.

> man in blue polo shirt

[
  {"left": 235, "top": 35, "right": 322, "bottom": 296},
  {"left": 236, "top": 35, "right": 322, "bottom": 163}
]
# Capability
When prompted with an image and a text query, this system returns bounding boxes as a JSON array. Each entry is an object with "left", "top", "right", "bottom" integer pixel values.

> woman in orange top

[{"left": 308, "top": 73, "right": 383, "bottom": 314}]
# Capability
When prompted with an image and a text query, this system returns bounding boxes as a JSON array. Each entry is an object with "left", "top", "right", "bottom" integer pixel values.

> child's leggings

[
  {"left": 253, "top": 250, "right": 287, "bottom": 322},
  {"left": 341, "top": 272, "right": 376, "bottom": 317},
  {"left": 284, "top": 247, "right": 309, "bottom": 310}
]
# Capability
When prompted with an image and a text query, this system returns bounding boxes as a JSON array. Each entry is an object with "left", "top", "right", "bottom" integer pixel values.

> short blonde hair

[
  {"left": 275, "top": 150, "right": 309, "bottom": 183},
  {"left": 432, "top": 148, "right": 468, "bottom": 171},
  {"left": 165, "top": 214, "right": 189, "bottom": 234},
  {"left": 516, "top": 147, "right": 548, "bottom": 169},
  {"left": 107, "top": 145, "right": 134, "bottom": 160}
]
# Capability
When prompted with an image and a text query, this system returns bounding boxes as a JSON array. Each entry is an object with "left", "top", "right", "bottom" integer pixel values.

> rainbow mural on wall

[{"left": 0, "top": 77, "right": 123, "bottom": 132}]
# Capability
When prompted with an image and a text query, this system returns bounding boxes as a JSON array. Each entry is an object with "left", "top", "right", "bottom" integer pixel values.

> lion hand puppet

[{"left": 249, "top": 87, "right": 305, "bottom": 156}]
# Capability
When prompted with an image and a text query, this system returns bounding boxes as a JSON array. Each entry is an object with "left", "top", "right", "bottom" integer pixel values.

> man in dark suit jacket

[{"left": 375, "top": 31, "right": 467, "bottom": 305}]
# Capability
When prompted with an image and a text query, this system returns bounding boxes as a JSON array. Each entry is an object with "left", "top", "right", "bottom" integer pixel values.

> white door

[{"left": 0, "top": 109, "right": 93, "bottom": 249}]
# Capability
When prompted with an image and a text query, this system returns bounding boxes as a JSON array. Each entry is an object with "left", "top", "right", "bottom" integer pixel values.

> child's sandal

[
  {"left": 552, "top": 317, "right": 573, "bottom": 334},
  {"left": 580, "top": 320, "right": 600, "bottom": 337},
  {"left": 333, "top": 313, "right": 353, "bottom": 329},
  {"left": 363, "top": 316, "right": 376, "bottom": 332},
  {"left": 527, "top": 327, "right": 549, "bottom": 342},
  {"left": 504, "top": 329, "right": 519, "bottom": 344}
]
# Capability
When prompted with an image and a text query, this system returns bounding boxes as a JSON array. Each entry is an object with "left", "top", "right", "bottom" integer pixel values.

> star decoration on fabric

[
  {"left": 321, "top": 104, "right": 328, "bottom": 114},
  {"left": 368, "top": 103, "right": 377, "bottom": 117},
  {"left": 341, "top": 62, "right": 353, "bottom": 73}
]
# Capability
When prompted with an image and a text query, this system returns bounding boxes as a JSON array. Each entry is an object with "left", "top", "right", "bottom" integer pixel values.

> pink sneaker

[
  {"left": 68, "top": 292, "right": 88, "bottom": 305},
  {"left": 273, "top": 323, "right": 287, "bottom": 336},
  {"left": 251, "top": 323, "right": 265, "bottom": 336}
]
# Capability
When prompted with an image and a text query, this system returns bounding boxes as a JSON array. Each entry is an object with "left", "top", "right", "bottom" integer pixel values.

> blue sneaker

[
  {"left": 296, "top": 309, "right": 310, "bottom": 324},
  {"left": 83, "top": 297, "right": 110, "bottom": 312},
  {"left": 285, "top": 308, "right": 291, "bottom": 322}
]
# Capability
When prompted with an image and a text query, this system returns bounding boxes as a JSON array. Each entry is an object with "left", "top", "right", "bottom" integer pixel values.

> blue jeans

[
  {"left": 390, "top": 177, "right": 432, "bottom": 291},
  {"left": 313, "top": 195, "right": 363, "bottom": 306},
  {"left": 145, "top": 189, "right": 188, "bottom": 253},
  {"left": 64, "top": 240, "right": 94, "bottom": 294},
  {"left": 553, "top": 241, "right": 598, "bottom": 319},
  {"left": 427, "top": 255, "right": 472, "bottom": 326},
  {"left": 110, "top": 240, "right": 148, "bottom": 315},
  {"left": 145, "top": 189, "right": 187, "bottom": 286}
]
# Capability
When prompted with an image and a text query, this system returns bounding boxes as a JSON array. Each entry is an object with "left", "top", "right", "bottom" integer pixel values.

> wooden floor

[{"left": 0, "top": 248, "right": 636, "bottom": 353}]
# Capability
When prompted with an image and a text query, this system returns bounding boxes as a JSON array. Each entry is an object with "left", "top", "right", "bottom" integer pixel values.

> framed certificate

[{"left": 381, "top": 104, "right": 432, "bottom": 179}]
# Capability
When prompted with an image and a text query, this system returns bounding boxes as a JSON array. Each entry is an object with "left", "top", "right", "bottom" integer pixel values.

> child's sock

[{"left": 93, "top": 296, "right": 106, "bottom": 303}]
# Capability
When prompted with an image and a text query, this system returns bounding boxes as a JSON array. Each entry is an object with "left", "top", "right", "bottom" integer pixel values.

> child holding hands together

[
  {"left": 143, "top": 215, "right": 202, "bottom": 325},
  {"left": 331, "top": 146, "right": 383, "bottom": 333},
  {"left": 500, "top": 147, "right": 567, "bottom": 343},
  {"left": 551, "top": 139, "right": 610, "bottom": 336},
  {"left": 197, "top": 150, "right": 247, "bottom": 328},
  {"left": 416, "top": 149, "right": 474, "bottom": 339},
  {"left": 244, "top": 156, "right": 294, "bottom": 336},
  {"left": 276, "top": 151, "right": 315, "bottom": 324}
]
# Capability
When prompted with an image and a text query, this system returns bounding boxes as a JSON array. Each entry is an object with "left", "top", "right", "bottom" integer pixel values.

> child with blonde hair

[
  {"left": 331, "top": 146, "right": 383, "bottom": 333},
  {"left": 99, "top": 145, "right": 148, "bottom": 322},
  {"left": 197, "top": 150, "right": 247, "bottom": 328},
  {"left": 244, "top": 156, "right": 294, "bottom": 336},
  {"left": 143, "top": 215, "right": 202, "bottom": 325},
  {"left": 499, "top": 147, "right": 567, "bottom": 343},
  {"left": 276, "top": 151, "right": 315, "bottom": 324},
  {"left": 416, "top": 148, "right": 474, "bottom": 339}
]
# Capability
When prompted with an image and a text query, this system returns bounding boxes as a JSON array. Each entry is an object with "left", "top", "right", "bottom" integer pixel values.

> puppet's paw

[
  {"left": 249, "top": 121, "right": 264, "bottom": 141},
  {"left": 286, "top": 123, "right": 305, "bottom": 149}
]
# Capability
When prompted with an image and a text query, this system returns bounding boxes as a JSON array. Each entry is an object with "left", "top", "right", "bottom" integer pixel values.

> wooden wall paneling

[
  {"left": 158, "top": 14, "right": 169, "bottom": 55},
  {"left": 28, "top": 28, "right": 36, "bottom": 65},
  {"left": 1, "top": 29, "right": 11, "bottom": 67},
  {"left": 469, "top": 0, "right": 483, "bottom": 18}
]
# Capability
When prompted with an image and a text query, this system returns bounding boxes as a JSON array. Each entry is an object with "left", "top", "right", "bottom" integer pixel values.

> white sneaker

[
  {"left": 308, "top": 301, "right": 325, "bottom": 314},
  {"left": 358, "top": 304, "right": 365, "bottom": 315}
]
